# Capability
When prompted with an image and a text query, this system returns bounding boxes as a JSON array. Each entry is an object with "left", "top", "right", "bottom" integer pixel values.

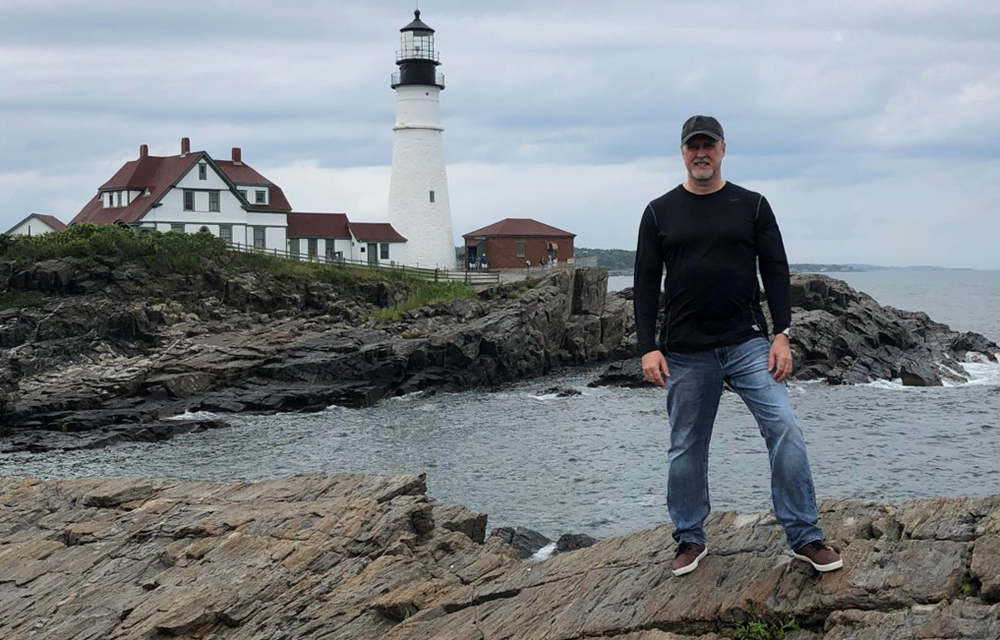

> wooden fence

[{"left": 223, "top": 242, "right": 501, "bottom": 284}]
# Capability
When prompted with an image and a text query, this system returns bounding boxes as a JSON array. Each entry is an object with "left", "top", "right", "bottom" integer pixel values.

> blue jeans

[{"left": 665, "top": 336, "right": 823, "bottom": 550}]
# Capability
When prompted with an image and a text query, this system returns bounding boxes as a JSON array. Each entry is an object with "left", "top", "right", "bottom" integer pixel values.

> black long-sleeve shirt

[{"left": 633, "top": 182, "right": 791, "bottom": 354}]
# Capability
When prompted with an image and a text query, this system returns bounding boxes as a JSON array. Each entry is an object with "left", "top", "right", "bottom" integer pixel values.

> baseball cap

[{"left": 681, "top": 115, "right": 724, "bottom": 144}]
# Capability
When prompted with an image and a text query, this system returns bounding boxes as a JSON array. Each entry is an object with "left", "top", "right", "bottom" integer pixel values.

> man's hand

[
  {"left": 769, "top": 333, "right": 793, "bottom": 382},
  {"left": 641, "top": 351, "right": 670, "bottom": 388}
]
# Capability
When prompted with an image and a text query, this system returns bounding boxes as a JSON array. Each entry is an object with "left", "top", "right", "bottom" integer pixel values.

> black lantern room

[{"left": 391, "top": 10, "right": 445, "bottom": 89}]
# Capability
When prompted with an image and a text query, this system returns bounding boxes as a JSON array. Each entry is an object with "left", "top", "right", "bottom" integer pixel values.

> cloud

[{"left": 2, "top": 0, "right": 999, "bottom": 268}]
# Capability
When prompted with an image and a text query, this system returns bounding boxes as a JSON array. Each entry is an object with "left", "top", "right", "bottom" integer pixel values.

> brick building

[{"left": 463, "top": 218, "right": 575, "bottom": 269}]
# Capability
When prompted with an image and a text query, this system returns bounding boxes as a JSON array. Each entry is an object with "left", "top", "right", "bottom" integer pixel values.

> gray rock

[
  {"left": 592, "top": 274, "right": 999, "bottom": 388},
  {"left": 1, "top": 264, "right": 632, "bottom": 443},
  {"left": 555, "top": 532, "right": 598, "bottom": 554},
  {"left": 2, "top": 474, "right": 999, "bottom": 639},
  {"left": 490, "top": 526, "right": 552, "bottom": 559}
]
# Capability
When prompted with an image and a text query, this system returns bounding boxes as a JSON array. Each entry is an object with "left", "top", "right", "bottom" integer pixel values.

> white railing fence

[{"left": 223, "top": 242, "right": 500, "bottom": 284}]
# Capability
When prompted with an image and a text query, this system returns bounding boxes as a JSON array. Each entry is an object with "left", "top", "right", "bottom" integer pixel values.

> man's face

[{"left": 682, "top": 135, "right": 726, "bottom": 182}]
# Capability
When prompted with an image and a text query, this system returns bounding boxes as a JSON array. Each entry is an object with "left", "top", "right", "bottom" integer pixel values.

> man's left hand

[{"left": 769, "top": 333, "right": 793, "bottom": 382}]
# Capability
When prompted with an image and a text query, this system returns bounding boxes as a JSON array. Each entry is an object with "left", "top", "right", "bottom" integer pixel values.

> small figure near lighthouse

[{"left": 386, "top": 9, "right": 456, "bottom": 269}]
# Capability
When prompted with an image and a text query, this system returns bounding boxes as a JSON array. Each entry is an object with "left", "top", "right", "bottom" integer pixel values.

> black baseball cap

[{"left": 681, "top": 115, "right": 724, "bottom": 144}]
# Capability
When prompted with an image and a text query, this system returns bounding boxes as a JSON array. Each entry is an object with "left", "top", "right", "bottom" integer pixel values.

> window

[
  {"left": 115, "top": 191, "right": 121, "bottom": 207},
  {"left": 183, "top": 190, "right": 195, "bottom": 211},
  {"left": 171, "top": 223, "right": 184, "bottom": 233},
  {"left": 199, "top": 226, "right": 210, "bottom": 233},
  {"left": 253, "top": 226, "right": 266, "bottom": 248},
  {"left": 429, "top": 190, "right": 435, "bottom": 203},
  {"left": 515, "top": 242, "right": 525, "bottom": 258},
  {"left": 238, "top": 189, "right": 248, "bottom": 201},
  {"left": 209, "top": 191, "right": 220, "bottom": 212},
  {"left": 308, "top": 238, "right": 318, "bottom": 258},
  {"left": 198, "top": 164, "right": 207, "bottom": 180},
  {"left": 380, "top": 243, "right": 390, "bottom": 259},
  {"left": 255, "top": 190, "right": 266, "bottom": 204},
  {"left": 289, "top": 238, "right": 300, "bottom": 258},
  {"left": 219, "top": 225, "right": 232, "bottom": 243}
]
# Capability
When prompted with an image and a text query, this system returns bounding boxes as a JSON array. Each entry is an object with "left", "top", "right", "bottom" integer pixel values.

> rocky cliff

[
  {"left": 1, "top": 473, "right": 997, "bottom": 639},
  {"left": 0, "top": 259, "right": 628, "bottom": 450},
  {"left": 593, "top": 274, "right": 998, "bottom": 389},
  {"left": 2, "top": 257, "right": 996, "bottom": 452}
]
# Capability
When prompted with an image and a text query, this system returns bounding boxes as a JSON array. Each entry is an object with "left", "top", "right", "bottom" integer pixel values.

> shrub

[
  {"left": 373, "top": 280, "right": 475, "bottom": 322},
  {"left": 733, "top": 619, "right": 799, "bottom": 640}
]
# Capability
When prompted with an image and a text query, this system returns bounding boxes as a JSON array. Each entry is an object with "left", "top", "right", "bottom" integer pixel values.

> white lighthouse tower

[{"left": 387, "top": 10, "right": 456, "bottom": 270}]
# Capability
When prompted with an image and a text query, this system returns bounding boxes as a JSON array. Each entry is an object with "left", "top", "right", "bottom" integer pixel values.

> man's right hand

[{"left": 641, "top": 351, "right": 670, "bottom": 388}]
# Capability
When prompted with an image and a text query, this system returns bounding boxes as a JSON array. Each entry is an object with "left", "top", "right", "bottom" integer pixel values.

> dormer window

[
  {"left": 255, "top": 189, "right": 266, "bottom": 204},
  {"left": 198, "top": 164, "right": 207, "bottom": 180}
]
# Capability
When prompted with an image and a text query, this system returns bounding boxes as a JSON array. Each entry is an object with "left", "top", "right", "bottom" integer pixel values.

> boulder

[
  {"left": 490, "top": 525, "right": 552, "bottom": 559},
  {"left": 555, "top": 532, "right": 598, "bottom": 554}
]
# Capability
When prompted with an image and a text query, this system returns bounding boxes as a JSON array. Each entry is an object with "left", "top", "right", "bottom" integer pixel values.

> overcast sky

[{"left": 3, "top": 1, "right": 999, "bottom": 268}]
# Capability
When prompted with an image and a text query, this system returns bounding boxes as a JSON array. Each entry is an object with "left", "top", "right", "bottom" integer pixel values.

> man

[{"left": 633, "top": 115, "right": 842, "bottom": 577}]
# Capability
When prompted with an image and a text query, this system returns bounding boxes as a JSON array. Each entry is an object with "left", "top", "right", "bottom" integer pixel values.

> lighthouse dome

[{"left": 401, "top": 9, "right": 435, "bottom": 33}]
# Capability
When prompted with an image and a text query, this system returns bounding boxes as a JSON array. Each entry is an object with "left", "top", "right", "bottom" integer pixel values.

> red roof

[
  {"left": 463, "top": 218, "right": 575, "bottom": 238},
  {"left": 349, "top": 222, "right": 407, "bottom": 243},
  {"left": 5, "top": 213, "right": 68, "bottom": 234},
  {"left": 73, "top": 154, "right": 202, "bottom": 225},
  {"left": 71, "top": 147, "right": 291, "bottom": 226},
  {"left": 287, "top": 212, "right": 350, "bottom": 238},
  {"left": 215, "top": 160, "right": 292, "bottom": 211},
  {"left": 34, "top": 214, "right": 67, "bottom": 231},
  {"left": 100, "top": 155, "right": 165, "bottom": 190}
]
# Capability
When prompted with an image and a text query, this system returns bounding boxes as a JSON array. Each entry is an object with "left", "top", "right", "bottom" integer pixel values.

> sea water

[{"left": 2, "top": 270, "right": 999, "bottom": 540}]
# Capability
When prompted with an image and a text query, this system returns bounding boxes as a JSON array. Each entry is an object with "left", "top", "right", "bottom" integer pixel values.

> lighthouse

[{"left": 387, "top": 10, "right": 456, "bottom": 270}]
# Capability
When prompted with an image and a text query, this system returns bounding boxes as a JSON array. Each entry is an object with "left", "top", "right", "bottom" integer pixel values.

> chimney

[
  {"left": 232, "top": 147, "right": 242, "bottom": 164},
  {"left": 139, "top": 144, "right": 148, "bottom": 158},
  {"left": 181, "top": 137, "right": 190, "bottom": 156}
]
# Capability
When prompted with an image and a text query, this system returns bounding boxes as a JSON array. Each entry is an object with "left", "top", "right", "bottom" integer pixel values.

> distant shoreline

[{"left": 575, "top": 246, "right": 991, "bottom": 273}]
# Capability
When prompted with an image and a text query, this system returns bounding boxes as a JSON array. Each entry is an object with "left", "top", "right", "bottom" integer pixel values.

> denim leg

[
  {"left": 722, "top": 337, "right": 824, "bottom": 549},
  {"left": 665, "top": 349, "right": 724, "bottom": 545}
]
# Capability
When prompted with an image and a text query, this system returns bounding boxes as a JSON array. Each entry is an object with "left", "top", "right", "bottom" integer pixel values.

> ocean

[{"left": 3, "top": 270, "right": 999, "bottom": 540}]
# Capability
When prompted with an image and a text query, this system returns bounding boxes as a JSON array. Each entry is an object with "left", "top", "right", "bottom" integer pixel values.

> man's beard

[{"left": 691, "top": 166, "right": 715, "bottom": 181}]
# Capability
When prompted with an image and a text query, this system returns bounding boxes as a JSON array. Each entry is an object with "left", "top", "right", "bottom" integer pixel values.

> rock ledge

[{"left": 1, "top": 474, "right": 998, "bottom": 639}]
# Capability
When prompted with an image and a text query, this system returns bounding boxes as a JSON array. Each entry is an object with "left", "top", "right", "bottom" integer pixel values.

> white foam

[
  {"left": 961, "top": 357, "right": 1000, "bottom": 386},
  {"left": 529, "top": 391, "right": 589, "bottom": 401},
  {"left": 531, "top": 542, "right": 557, "bottom": 561},
  {"left": 166, "top": 410, "right": 219, "bottom": 421},
  {"left": 861, "top": 354, "right": 1000, "bottom": 390},
  {"left": 864, "top": 378, "right": 907, "bottom": 390},
  {"left": 530, "top": 393, "right": 561, "bottom": 401}
]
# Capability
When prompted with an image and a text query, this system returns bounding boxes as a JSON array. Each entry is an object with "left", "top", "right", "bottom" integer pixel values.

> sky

[{"left": 3, "top": 0, "right": 1000, "bottom": 269}]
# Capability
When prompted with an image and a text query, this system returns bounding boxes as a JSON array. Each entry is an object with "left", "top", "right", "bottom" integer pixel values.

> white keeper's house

[{"left": 70, "top": 138, "right": 407, "bottom": 264}]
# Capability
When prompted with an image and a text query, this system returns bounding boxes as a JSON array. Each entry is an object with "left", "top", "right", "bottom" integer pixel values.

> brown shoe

[
  {"left": 793, "top": 540, "right": 843, "bottom": 572},
  {"left": 671, "top": 542, "right": 707, "bottom": 576}
]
